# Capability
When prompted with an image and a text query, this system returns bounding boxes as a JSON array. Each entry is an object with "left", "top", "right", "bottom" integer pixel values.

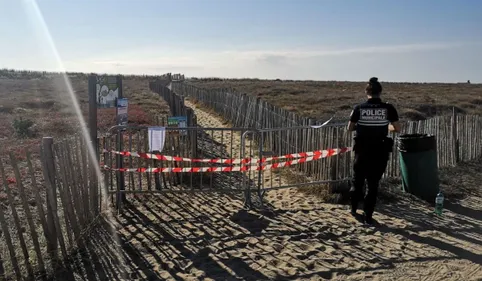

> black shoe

[
  {"left": 363, "top": 213, "right": 374, "bottom": 225},
  {"left": 350, "top": 203, "right": 358, "bottom": 215},
  {"left": 350, "top": 207, "right": 357, "bottom": 216}
]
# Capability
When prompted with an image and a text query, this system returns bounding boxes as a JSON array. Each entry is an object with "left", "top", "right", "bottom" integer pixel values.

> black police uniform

[{"left": 349, "top": 97, "right": 399, "bottom": 221}]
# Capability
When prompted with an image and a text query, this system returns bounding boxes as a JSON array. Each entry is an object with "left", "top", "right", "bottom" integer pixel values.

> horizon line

[{"left": 0, "top": 68, "right": 477, "bottom": 84}]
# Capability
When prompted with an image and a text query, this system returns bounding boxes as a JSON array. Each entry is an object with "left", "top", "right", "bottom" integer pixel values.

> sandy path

[{"left": 184, "top": 100, "right": 316, "bottom": 210}]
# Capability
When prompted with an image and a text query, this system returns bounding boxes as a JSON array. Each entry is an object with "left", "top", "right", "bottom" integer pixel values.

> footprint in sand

[
  {"left": 267, "top": 258, "right": 281, "bottom": 267},
  {"left": 226, "top": 249, "right": 243, "bottom": 258},
  {"left": 247, "top": 237, "right": 259, "bottom": 246},
  {"left": 295, "top": 250, "right": 308, "bottom": 261},
  {"left": 271, "top": 242, "right": 285, "bottom": 252},
  {"left": 345, "top": 238, "right": 361, "bottom": 247},
  {"left": 158, "top": 271, "right": 173, "bottom": 280},
  {"left": 283, "top": 267, "right": 299, "bottom": 277},
  {"left": 259, "top": 245, "right": 277, "bottom": 254},
  {"left": 289, "top": 233, "right": 310, "bottom": 242},
  {"left": 217, "top": 252, "right": 229, "bottom": 260}
]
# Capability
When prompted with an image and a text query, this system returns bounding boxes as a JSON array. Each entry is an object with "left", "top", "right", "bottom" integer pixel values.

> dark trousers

[{"left": 350, "top": 148, "right": 389, "bottom": 217}]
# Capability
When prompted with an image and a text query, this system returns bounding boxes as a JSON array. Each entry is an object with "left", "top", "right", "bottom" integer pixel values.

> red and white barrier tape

[
  {"left": 103, "top": 147, "right": 352, "bottom": 165},
  {"left": 103, "top": 147, "right": 351, "bottom": 173}
]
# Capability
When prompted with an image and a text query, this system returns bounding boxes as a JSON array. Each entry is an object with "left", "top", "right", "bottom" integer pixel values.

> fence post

[
  {"left": 116, "top": 132, "right": 126, "bottom": 210},
  {"left": 452, "top": 108, "right": 459, "bottom": 165},
  {"left": 187, "top": 108, "right": 198, "bottom": 159},
  {"left": 41, "top": 137, "right": 58, "bottom": 258},
  {"left": 116, "top": 77, "right": 126, "bottom": 210},
  {"left": 255, "top": 97, "right": 262, "bottom": 129},
  {"left": 257, "top": 131, "right": 265, "bottom": 203}
]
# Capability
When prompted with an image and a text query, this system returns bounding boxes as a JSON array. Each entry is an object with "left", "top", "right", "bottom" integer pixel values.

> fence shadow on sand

[{"left": 47, "top": 156, "right": 482, "bottom": 281}]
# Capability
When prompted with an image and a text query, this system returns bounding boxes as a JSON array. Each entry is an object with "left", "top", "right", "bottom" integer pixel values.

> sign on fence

[
  {"left": 116, "top": 98, "right": 128, "bottom": 125},
  {"left": 168, "top": 116, "right": 187, "bottom": 136},
  {"left": 148, "top": 127, "right": 166, "bottom": 152},
  {"left": 88, "top": 74, "right": 123, "bottom": 145},
  {"left": 96, "top": 76, "right": 120, "bottom": 108}
]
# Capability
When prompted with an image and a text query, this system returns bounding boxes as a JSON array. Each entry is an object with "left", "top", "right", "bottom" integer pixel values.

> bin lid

[{"left": 398, "top": 133, "right": 434, "bottom": 139}]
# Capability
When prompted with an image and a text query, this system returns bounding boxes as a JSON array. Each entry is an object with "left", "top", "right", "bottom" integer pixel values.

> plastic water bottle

[{"left": 435, "top": 192, "right": 444, "bottom": 216}]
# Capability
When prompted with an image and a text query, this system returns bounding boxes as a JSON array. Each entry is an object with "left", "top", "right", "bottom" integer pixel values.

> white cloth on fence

[{"left": 148, "top": 127, "right": 166, "bottom": 152}]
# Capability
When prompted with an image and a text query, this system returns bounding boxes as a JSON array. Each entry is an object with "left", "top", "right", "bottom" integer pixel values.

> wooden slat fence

[
  {"left": 149, "top": 77, "right": 198, "bottom": 158},
  {"left": 0, "top": 136, "right": 101, "bottom": 280},
  {"left": 171, "top": 82, "right": 482, "bottom": 183}
]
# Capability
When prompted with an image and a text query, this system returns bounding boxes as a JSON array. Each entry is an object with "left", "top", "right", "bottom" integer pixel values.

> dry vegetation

[
  {"left": 0, "top": 70, "right": 173, "bottom": 279},
  {"left": 0, "top": 70, "right": 171, "bottom": 159},
  {"left": 0, "top": 69, "right": 170, "bottom": 220},
  {"left": 188, "top": 78, "right": 482, "bottom": 121}
]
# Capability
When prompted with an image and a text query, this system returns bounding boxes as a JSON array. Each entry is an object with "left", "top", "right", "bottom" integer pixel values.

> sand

[{"left": 53, "top": 99, "right": 482, "bottom": 281}]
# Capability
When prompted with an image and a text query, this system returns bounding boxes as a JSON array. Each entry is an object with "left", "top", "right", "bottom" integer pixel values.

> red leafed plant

[
  {"left": 128, "top": 104, "right": 152, "bottom": 125},
  {"left": 96, "top": 104, "right": 154, "bottom": 133}
]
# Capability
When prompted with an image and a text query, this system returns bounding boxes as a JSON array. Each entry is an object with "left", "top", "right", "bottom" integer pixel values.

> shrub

[
  {"left": 128, "top": 104, "right": 152, "bottom": 125},
  {"left": 12, "top": 117, "right": 36, "bottom": 138}
]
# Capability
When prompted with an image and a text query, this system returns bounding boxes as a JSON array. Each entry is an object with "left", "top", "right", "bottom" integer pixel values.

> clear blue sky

[{"left": 1, "top": 0, "right": 482, "bottom": 82}]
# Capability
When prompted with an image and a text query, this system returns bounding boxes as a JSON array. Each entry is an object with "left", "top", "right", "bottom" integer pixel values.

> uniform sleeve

[
  {"left": 387, "top": 104, "right": 399, "bottom": 122},
  {"left": 349, "top": 105, "right": 360, "bottom": 123}
]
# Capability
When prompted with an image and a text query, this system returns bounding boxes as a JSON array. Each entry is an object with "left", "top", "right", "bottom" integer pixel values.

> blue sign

[
  {"left": 116, "top": 98, "right": 128, "bottom": 125},
  {"left": 168, "top": 116, "right": 187, "bottom": 135}
]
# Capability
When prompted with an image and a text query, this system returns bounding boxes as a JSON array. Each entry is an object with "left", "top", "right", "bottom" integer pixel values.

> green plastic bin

[{"left": 397, "top": 134, "right": 440, "bottom": 202}]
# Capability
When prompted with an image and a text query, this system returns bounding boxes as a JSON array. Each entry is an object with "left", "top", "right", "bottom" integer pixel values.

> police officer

[{"left": 347, "top": 77, "right": 401, "bottom": 225}]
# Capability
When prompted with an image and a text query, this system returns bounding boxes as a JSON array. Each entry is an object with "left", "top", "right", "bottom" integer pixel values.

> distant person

[{"left": 347, "top": 77, "right": 401, "bottom": 225}]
